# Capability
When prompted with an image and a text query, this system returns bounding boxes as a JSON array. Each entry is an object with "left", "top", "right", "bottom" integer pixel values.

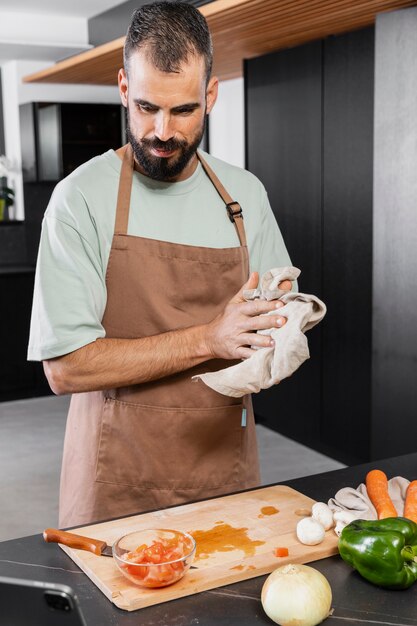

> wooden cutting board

[{"left": 59, "top": 485, "right": 338, "bottom": 611}]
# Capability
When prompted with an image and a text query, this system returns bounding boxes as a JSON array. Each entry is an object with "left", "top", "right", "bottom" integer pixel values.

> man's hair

[{"left": 124, "top": 1, "right": 213, "bottom": 82}]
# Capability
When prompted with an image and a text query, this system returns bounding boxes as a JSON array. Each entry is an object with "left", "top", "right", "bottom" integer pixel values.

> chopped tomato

[
  {"left": 125, "top": 552, "right": 143, "bottom": 564},
  {"left": 273, "top": 547, "right": 289, "bottom": 557},
  {"left": 144, "top": 542, "right": 165, "bottom": 563},
  {"left": 121, "top": 536, "right": 191, "bottom": 587},
  {"left": 125, "top": 563, "right": 148, "bottom": 579},
  {"left": 134, "top": 543, "right": 148, "bottom": 553}
]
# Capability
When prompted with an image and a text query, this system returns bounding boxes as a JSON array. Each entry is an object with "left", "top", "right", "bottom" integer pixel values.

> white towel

[
  {"left": 328, "top": 477, "right": 410, "bottom": 520},
  {"left": 192, "top": 267, "right": 327, "bottom": 397}
]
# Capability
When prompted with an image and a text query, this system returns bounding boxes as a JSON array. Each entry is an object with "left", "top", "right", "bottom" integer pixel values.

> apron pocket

[{"left": 95, "top": 398, "right": 244, "bottom": 490}]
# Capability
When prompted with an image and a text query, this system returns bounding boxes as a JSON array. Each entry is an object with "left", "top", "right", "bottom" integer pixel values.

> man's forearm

[
  {"left": 43, "top": 273, "right": 291, "bottom": 396},
  {"left": 43, "top": 324, "right": 211, "bottom": 395}
]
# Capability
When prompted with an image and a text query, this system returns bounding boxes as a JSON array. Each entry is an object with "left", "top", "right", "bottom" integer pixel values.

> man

[{"left": 28, "top": 1, "right": 295, "bottom": 528}]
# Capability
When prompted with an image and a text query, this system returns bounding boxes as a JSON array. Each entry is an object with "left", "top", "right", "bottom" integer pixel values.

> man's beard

[{"left": 126, "top": 107, "right": 206, "bottom": 182}]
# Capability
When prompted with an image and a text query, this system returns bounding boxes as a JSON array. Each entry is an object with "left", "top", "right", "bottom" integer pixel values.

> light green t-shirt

[{"left": 28, "top": 149, "right": 295, "bottom": 361}]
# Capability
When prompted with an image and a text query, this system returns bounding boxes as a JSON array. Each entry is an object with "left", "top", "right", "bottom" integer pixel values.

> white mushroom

[
  {"left": 333, "top": 510, "right": 356, "bottom": 524},
  {"left": 332, "top": 511, "right": 356, "bottom": 537},
  {"left": 296, "top": 517, "right": 325, "bottom": 545},
  {"left": 311, "top": 503, "right": 334, "bottom": 531},
  {"left": 334, "top": 521, "right": 345, "bottom": 537}
]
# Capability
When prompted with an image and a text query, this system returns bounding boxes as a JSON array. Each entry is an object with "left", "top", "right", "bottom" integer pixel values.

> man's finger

[
  {"left": 230, "top": 271, "right": 259, "bottom": 304},
  {"left": 237, "top": 347, "right": 258, "bottom": 360},
  {"left": 244, "top": 312, "right": 287, "bottom": 331},
  {"left": 278, "top": 279, "right": 292, "bottom": 291},
  {"left": 241, "top": 299, "right": 284, "bottom": 317}
]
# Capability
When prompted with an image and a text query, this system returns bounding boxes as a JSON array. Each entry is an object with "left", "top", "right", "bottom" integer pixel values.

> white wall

[
  {"left": 209, "top": 77, "right": 245, "bottom": 169},
  {"left": 0, "top": 11, "right": 87, "bottom": 46}
]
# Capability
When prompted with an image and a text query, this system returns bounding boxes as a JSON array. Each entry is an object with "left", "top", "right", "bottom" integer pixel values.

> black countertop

[
  {"left": 0, "top": 264, "right": 35, "bottom": 275},
  {"left": 1, "top": 454, "right": 417, "bottom": 625}
]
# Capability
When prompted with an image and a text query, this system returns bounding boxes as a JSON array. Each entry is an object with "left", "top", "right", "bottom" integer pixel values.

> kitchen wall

[
  {"left": 371, "top": 6, "right": 417, "bottom": 459},
  {"left": 209, "top": 78, "right": 244, "bottom": 169},
  {"left": 0, "top": 10, "right": 88, "bottom": 48}
]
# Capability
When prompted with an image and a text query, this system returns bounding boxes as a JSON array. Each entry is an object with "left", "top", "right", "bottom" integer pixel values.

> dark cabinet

[
  {"left": 321, "top": 31, "right": 374, "bottom": 463},
  {"left": 245, "top": 28, "right": 375, "bottom": 464},
  {"left": 245, "top": 40, "right": 324, "bottom": 452},
  {"left": 20, "top": 102, "right": 125, "bottom": 182},
  {"left": 0, "top": 268, "right": 52, "bottom": 402}
]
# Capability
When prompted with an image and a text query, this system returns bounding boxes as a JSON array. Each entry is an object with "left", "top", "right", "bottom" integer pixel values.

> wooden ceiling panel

[{"left": 23, "top": 0, "right": 417, "bottom": 85}]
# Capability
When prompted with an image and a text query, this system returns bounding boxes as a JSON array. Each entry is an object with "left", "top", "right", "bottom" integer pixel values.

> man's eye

[
  {"left": 174, "top": 109, "right": 194, "bottom": 115},
  {"left": 138, "top": 104, "right": 156, "bottom": 113}
]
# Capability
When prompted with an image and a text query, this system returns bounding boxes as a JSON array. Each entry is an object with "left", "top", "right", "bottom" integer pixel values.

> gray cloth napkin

[
  {"left": 192, "top": 267, "right": 327, "bottom": 397},
  {"left": 328, "top": 477, "right": 410, "bottom": 520}
]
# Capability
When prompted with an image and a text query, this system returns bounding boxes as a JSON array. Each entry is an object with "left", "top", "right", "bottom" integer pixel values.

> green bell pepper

[{"left": 338, "top": 517, "right": 417, "bottom": 589}]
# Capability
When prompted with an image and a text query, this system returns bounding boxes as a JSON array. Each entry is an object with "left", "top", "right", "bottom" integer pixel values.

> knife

[{"left": 43, "top": 528, "right": 114, "bottom": 557}]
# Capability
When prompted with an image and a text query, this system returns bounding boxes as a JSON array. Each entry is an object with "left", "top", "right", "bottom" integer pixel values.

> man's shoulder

[
  {"left": 199, "top": 151, "right": 265, "bottom": 193},
  {"left": 55, "top": 150, "right": 119, "bottom": 195},
  {"left": 45, "top": 150, "right": 119, "bottom": 225}
]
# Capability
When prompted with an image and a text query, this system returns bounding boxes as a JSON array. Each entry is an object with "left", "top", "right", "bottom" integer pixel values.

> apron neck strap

[
  {"left": 114, "top": 143, "right": 133, "bottom": 235},
  {"left": 197, "top": 152, "right": 247, "bottom": 247},
  {"left": 115, "top": 144, "right": 247, "bottom": 247}
]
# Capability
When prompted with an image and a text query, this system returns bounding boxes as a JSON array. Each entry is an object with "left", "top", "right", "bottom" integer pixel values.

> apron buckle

[{"left": 226, "top": 201, "right": 243, "bottom": 223}]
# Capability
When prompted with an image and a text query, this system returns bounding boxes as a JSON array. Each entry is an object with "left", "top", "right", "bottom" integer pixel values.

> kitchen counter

[
  {"left": 1, "top": 453, "right": 417, "bottom": 625},
  {"left": 0, "top": 264, "right": 35, "bottom": 274}
]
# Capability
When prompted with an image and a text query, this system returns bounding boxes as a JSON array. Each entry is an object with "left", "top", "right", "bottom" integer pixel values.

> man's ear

[
  {"left": 118, "top": 68, "right": 128, "bottom": 107},
  {"left": 206, "top": 75, "right": 219, "bottom": 114}
]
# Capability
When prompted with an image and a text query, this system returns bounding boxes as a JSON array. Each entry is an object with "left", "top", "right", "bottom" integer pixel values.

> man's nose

[{"left": 154, "top": 112, "right": 174, "bottom": 142}]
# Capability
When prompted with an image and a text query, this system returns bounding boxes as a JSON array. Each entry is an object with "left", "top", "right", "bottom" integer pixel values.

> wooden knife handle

[{"left": 43, "top": 528, "right": 108, "bottom": 556}]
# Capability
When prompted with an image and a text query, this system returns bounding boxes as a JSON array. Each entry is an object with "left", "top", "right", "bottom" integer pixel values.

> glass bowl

[{"left": 112, "top": 528, "right": 196, "bottom": 588}]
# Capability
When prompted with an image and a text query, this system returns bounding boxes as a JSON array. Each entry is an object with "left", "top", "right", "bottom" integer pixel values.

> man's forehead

[
  {"left": 128, "top": 48, "right": 206, "bottom": 82},
  {"left": 127, "top": 53, "right": 206, "bottom": 105}
]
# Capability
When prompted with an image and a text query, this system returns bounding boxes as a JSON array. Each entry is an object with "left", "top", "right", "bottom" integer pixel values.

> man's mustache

[{"left": 141, "top": 137, "right": 187, "bottom": 152}]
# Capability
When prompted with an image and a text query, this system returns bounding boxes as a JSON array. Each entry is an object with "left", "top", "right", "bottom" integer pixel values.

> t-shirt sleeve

[
  {"left": 252, "top": 186, "right": 299, "bottom": 292},
  {"left": 27, "top": 186, "right": 107, "bottom": 361}
]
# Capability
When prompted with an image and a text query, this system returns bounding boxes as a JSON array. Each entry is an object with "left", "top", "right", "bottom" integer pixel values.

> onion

[{"left": 261, "top": 563, "right": 332, "bottom": 626}]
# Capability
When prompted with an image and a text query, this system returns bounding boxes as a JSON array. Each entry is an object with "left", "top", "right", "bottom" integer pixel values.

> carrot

[
  {"left": 366, "top": 469, "right": 397, "bottom": 519},
  {"left": 404, "top": 480, "right": 417, "bottom": 523},
  {"left": 273, "top": 547, "right": 289, "bottom": 557}
]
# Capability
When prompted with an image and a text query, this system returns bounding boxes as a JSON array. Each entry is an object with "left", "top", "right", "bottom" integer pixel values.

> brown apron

[{"left": 59, "top": 144, "right": 260, "bottom": 528}]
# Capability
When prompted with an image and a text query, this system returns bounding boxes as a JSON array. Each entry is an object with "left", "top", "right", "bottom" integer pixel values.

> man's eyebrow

[
  {"left": 134, "top": 98, "right": 200, "bottom": 112},
  {"left": 171, "top": 102, "right": 201, "bottom": 112}
]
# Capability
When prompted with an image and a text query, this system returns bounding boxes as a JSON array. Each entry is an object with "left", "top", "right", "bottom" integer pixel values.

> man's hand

[
  {"left": 43, "top": 272, "right": 292, "bottom": 395},
  {"left": 204, "top": 271, "right": 292, "bottom": 360}
]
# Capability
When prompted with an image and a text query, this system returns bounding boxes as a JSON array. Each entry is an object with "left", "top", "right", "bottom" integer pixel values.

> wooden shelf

[{"left": 23, "top": 0, "right": 417, "bottom": 84}]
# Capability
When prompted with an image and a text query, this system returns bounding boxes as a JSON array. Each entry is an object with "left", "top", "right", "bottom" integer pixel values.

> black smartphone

[{"left": 0, "top": 576, "right": 88, "bottom": 626}]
